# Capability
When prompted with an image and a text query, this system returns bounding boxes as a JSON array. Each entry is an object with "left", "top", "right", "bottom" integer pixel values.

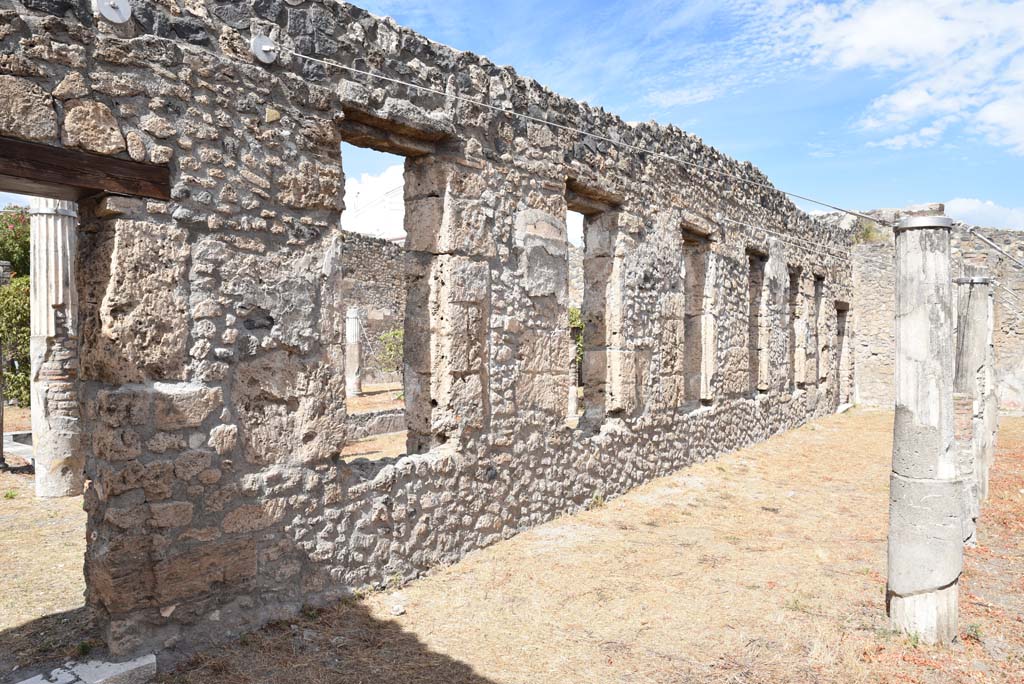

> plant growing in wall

[
  {"left": 853, "top": 218, "right": 886, "bottom": 245},
  {"left": 0, "top": 276, "right": 31, "bottom": 406},
  {"left": 569, "top": 306, "right": 584, "bottom": 368}
]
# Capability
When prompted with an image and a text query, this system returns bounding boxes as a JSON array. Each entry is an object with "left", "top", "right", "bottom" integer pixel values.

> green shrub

[
  {"left": 0, "top": 276, "right": 31, "bottom": 406},
  {"left": 0, "top": 205, "right": 31, "bottom": 277},
  {"left": 378, "top": 327, "right": 404, "bottom": 373}
]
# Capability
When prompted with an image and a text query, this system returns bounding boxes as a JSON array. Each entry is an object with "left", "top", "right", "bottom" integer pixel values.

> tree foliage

[
  {"left": 378, "top": 327, "right": 404, "bottom": 373},
  {"left": 0, "top": 276, "right": 31, "bottom": 406},
  {"left": 0, "top": 205, "right": 31, "bottom": 277}
]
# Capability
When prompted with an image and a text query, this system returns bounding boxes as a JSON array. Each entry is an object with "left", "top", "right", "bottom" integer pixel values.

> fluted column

[
  {"left": 887, "top": 215, "right": 960, "bottom": 645},
  {"left": 345, "top": 306, "right": 363, "bottom": 398},
  {"left": 29, "top": 197, "right": 82, "bottom": 498},
  {"left": 953, "top": 275, "right": 993, "bottom": 546}
]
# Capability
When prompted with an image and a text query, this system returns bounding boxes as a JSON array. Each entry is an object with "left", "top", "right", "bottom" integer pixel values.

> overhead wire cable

[
  {"left": 346, "top": 185, "right": 404, "bottom": 219},
  {"left": 965, "top": 227, "right": 1024, "bottom": 271},
  {"left": 721, "top": 217, "right": 894, "bottom": 271},
  {"left": 275, "top": 45, "right": 891, "bottom": 229}
]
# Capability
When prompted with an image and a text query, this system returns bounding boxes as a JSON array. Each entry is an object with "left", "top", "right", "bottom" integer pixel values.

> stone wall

[
  {"left": 0, "top": 0, "right": 854, "bottom": 663},
  {"left": 845, "top": 205, "right": 1024, "bottom": 413}
]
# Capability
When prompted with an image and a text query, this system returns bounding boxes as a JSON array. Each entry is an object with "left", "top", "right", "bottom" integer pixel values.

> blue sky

[
  {"left": 5, "top": 0, "right": 1023, "bottom": 230},
  {"left": 340, "top": 0, "right": 1024, "bottom": 230}
]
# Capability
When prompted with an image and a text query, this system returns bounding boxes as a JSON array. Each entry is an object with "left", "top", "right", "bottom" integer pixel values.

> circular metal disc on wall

[
  {"left": 95, "top": 0, "right": 131, "bottom": 24},
  {"left": 251, "top": 35, "right": 279, "bottom": 64}
]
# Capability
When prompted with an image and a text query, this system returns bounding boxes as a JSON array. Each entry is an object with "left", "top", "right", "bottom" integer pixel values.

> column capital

[
  {"left": 895, "top": 216, "right": 953, "bottom": 232},
  {"left": 29, "top": 197, "right": 78, "bottom": 219}
]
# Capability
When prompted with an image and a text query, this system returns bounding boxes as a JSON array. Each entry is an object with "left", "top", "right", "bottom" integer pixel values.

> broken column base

[{"left": 888, "top": 582, "right": 959, "bottom": 645}]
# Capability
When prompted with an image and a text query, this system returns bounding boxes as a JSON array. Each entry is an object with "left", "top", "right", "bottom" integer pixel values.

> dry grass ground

[
  {"left": 1, "top": 410, "right": 1019, "bottom": 682},
  {"left": 341, "top": 430, "right": 407, "bottom": 462},
  {"left": 347, "top": 383, "right": 403, "bottom": 415},
  {"left": 3, "top": 406, "right": 31, "bottom": 433},
  {"left": 158, "top": 409, "right": 1024, "bottom": 684},
  {"left": 0, "top": 468, "right": 94, "bottom": 676}
]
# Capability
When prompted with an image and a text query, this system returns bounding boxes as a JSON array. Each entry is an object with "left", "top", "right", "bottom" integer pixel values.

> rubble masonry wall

[{"left": 0, "top": 0, "right": 853, "bottom": 660}]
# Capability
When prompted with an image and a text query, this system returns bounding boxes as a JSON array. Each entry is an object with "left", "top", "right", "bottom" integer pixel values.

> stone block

[
  {"left": 445, "top": 257, "right": 490, "bottom": 304},
  {"left": 404, "top": 195, "right": 444, "bottom": 253},
  {"left": 522, "top": 244, "right": 568, "bottom": 300},
  {"left": 104, "top": 504, "right": 149, "bottom": 530},
  {"left": 149, "top": 501, "right": 194, "bottom": 528},
  {"left": 444, "top": 304, "right": 484, "bottom": 374},
  {"left": 93, "top": 426, "right": 142, "bottom": 462},
  {"left": 84, "top": 220, "right": 190, "bottom": 382},
  {"left": 62, "top": 100, "right": 126, "bottom": 155},
  {"left": 153, "top": 384, "right": 222, "bottom": 430},
  {"left": 208, "top": 424, "right": 238, "bottom": 455},
  {"left": 606, "top": 348, "right": 638, "bottom": 414},
  {"left": 153, "top": 539, "right": 257, "bottom": 603},
  {"left": 72, "top": 653, "right": 158, "bottom": 684},
  {"left": 88, "top": 535, "right": 155, "bottom": 613},
  {"left": 439, "top": 198, "right": 497, "bottom": 257},
  {"left": 515, "top": 371, "right": 567, "bottom": 414},
  {"left": 221, "top": 499, "right": 287, "bottom": 534},
  {"left": 102, "top": 461, "right": 175, "bottom": 501},
  {"left": 521, "top": 329, "right": 572, "bottom": 374},
  {"left": 0, "top": 75, "right": 58, "bottom": 142},
  {"left": 173, "top": 450, "right": 212, "bottom": 480}
]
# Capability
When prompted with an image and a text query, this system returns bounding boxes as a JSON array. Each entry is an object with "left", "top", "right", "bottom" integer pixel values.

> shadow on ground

[
  {"left": 158, "top": 599, "right": 498, "bottom": 684},
  {"left": 0, "top": 607, "right": 100, "bottom": 683}
]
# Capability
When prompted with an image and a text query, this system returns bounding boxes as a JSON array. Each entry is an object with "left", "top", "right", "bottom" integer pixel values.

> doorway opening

[
  {"left": 337, "top": 143, "right": 410, "bottom": 462},
  {"left": 0, "top": 135, "right": 171, "bottom": 668}
]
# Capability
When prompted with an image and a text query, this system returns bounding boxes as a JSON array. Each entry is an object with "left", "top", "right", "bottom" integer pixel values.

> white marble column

[
  {"left": 345, "top": 306, "right": 363, "bottom": 398},
  {"left": 29, "top": 197, "right": 82, "bottom": 498},
  {"left": 953, "top": 275, "right": 993, "bottom": 546},
  {"left": 887, "top": 215, "right": 960, "bottom": 645}
]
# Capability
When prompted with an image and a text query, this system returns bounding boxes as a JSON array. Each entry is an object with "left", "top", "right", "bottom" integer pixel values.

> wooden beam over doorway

[{"left": 0, "top": 136, "right": 171, "bottom": 201}]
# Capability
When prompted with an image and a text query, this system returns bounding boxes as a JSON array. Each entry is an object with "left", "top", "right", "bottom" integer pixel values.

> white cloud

[
  {"left": 975, "top": 95, "right": 1024, "bottom": 155},
  {"left": 340, "top": 164, "right": 406, "bottom": 241},
  {"left": 634, "top": 0, "right": 1024, "bottom": 155},
  {"left": 946, "top": 198, "right": 1024, "bottom": 230},
  {"left": 800, "top": 0, "right": 1024, "bottom": 153},
  {"left": 645, "top": 85, "right": 721, "bottom": 108},
  {"left": 869, "top": 114, "right": 959, "bottom": 150},
  {"left": 567, "top": 211, "right": 584, "bottom": 248}
]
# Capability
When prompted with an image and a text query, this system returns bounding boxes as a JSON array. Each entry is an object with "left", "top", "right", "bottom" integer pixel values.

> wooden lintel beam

[{"left": 0, "top": 136, "right": 171, "bottom": 201}]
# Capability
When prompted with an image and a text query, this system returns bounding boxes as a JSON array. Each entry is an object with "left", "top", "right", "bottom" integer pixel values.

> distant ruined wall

[
  {"left": 568, "top": 243, "right": 583, "bottom": 308},
  {"left": 1, "top": 0, "right": 854, "bottom": 663},
  {"left": 847, "top": 205, "right": 1024, "bottom": 413},
  {"left": 851, "top": 241, "right": 894, "bottom": 406},
  {"left": 337, "top": 230, "right": 404, "bottom": 382}
]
